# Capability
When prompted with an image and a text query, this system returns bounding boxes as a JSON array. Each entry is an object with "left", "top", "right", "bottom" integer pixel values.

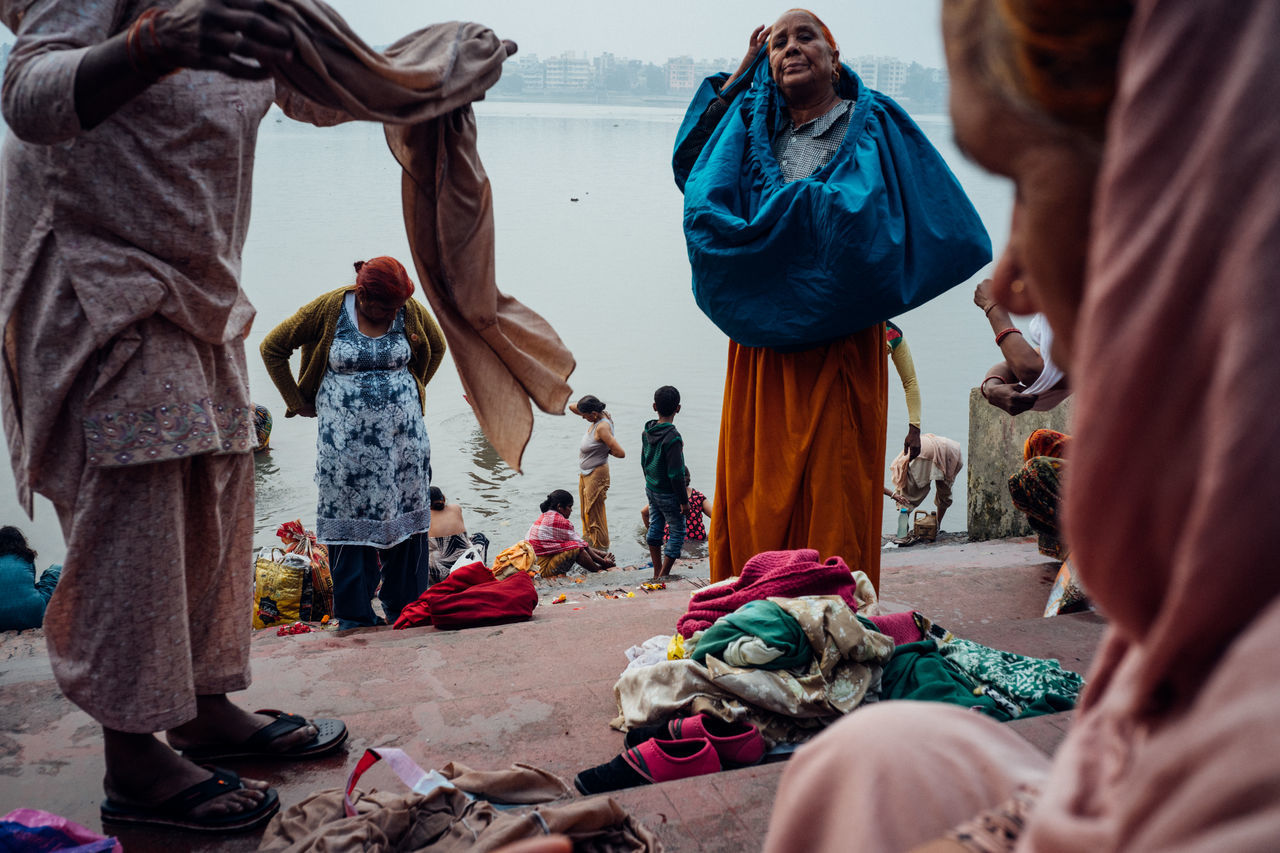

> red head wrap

[{"left": 353, "top": 256, "right": 415, "bottom": 303}]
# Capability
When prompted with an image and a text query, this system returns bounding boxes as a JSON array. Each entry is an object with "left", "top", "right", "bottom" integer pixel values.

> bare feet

[
  {"left": 103, "top": 729, "right": 268, "bottom": 819},
  {"left": 165, "top": 694, "right": 317, "bottom": 754}
]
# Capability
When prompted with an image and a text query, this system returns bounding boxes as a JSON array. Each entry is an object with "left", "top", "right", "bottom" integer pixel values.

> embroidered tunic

[{"left": 314, "top": 297, "right": 432, "bottom": 547}]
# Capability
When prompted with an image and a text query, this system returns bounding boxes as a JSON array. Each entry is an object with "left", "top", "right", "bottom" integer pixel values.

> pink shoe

[
  {"left": 624, "top": 713, "right": 766, "bottom": 767},
  {"left": 575, "top": 737, "right": 721, "bottom": 794}
]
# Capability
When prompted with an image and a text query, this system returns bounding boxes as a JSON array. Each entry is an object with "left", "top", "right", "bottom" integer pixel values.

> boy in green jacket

[{"left": 641, "top": 386, "right": 687, "bottom": 580}]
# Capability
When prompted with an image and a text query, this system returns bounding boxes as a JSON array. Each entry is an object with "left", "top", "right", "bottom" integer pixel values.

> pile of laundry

[{"left": 574, "top": 549, "right": 1084, "bottom": 792}]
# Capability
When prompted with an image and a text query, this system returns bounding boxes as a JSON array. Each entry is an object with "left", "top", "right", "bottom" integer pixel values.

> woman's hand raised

[
  {"left": 155, "top": 0, "right": 295, "bottom": 79},
  {"left": 723, "top": 24, "right": 770, "bottom": 90}
]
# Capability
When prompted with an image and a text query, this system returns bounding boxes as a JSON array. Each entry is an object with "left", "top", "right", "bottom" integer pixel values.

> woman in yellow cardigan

[{"left": 262, "top": 258, "right": 446, "bottom": 628}]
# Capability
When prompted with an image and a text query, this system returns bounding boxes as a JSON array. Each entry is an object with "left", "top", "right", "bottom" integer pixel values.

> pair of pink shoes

[{"left": 574, "top": 714, "right": 766, "bottom": 795}]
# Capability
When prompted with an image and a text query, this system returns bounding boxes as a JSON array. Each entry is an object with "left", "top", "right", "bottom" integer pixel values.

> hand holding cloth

[{"left": 265, "top": 0, "right": 575, "bottom": 471}]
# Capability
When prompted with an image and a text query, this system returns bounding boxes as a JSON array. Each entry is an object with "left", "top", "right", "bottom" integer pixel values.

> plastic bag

[
  {"left": 253, "top": 548, "right": 309, "bottom": 630},
  {"left": 1, "top": 807, "right": 121, "bottom": 852}
]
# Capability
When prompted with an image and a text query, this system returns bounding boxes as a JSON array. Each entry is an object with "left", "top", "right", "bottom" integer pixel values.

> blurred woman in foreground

[{"left": 763, "top": 1, "right": 1280, "bottom": 850}]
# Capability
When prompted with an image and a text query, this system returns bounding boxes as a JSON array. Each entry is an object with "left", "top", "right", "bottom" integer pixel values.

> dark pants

[{"left": 329, "top": 533, "right": 429, "bottom": 628}]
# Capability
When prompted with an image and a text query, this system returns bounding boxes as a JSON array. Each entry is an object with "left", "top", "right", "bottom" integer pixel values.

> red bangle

[
  {"left": 126, "top": 9, "right": 178, "bottom": 80},
  {"left": 995, "top": 327, "right": 1022, "bottom": 345}
]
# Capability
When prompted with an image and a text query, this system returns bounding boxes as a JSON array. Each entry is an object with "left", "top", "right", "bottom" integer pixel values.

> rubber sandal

[
  {"left": 180, "top": 710, "right": 348, "bottom": 762},
  {"left": 574, "top": 737, "right": 721, "bottom": 795},
  {"left": 100, "top": 766, "right": 280, "bottom": 833},
  {"left": 623, "top": 714, "right": 765, "bottom": 767}
]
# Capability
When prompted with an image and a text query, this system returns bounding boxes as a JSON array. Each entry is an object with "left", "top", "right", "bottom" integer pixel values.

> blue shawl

[{"left": 674, "top": 56, "right": 991, "bottom": 349}]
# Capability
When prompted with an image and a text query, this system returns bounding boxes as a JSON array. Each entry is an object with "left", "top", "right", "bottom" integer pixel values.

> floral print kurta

[{"left": 315, "top": 298, "right": 431, "bottom": 547}]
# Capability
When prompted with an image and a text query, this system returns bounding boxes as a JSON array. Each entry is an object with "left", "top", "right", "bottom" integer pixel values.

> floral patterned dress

[{"left": 314, "top": 298, "right": 432, "bottom": 547}]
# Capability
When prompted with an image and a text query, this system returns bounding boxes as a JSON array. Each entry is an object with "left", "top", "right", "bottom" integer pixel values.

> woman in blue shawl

[{"left": 674, "top": 10, "right": 989, "bottom": 590}]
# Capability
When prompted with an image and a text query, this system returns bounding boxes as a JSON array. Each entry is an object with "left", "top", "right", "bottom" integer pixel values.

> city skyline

[{"left": 0, "top": 3, "right": 947, "bottom": 71}]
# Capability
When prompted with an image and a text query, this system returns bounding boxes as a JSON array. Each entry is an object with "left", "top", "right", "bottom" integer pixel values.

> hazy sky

[{"left": 322, "top": 1, "right": 946, "bottom": 68}]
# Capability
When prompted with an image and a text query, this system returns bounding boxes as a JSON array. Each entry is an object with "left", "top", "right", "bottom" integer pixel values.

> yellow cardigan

[{"left": 260, "top": 287, "right": 446, "bottom": 417}]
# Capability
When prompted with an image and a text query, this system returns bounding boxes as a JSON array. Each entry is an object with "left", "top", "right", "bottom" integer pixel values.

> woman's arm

[
  {"left": 596, "top": 420, "right": 626, "bottom": 459},
  {"left": 259, "top": 296, "right": 327, "bottom": 416},
  {"left": 975, "top": 280, "right": 1044, "bottom": 384},
  {"left": 980, "top": 361, "right": 1038, "bottom": 416},
  {"left": 890, "top": 338, "right": 923, "bottom": 460},
  {"left": 416, "top": 303, "right": 448, "bottom": 385}
]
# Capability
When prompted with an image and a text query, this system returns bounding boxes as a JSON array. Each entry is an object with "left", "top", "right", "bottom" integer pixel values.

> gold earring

[{"left": 1010, "top": 279, "right": 1026, "bottom": 295}]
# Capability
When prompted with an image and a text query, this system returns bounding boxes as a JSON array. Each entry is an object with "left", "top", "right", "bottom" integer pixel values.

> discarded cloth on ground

[
  {"left": 615, "top": 596, "right": 894, "bottom": 746},
  {"left": 880, "top": 638, "right": 1081, "bottom": 721},
  {"left": 0, "top": 808, "right": 120, "bottom": 852},
  {"left": 266, "top": 0, "right": 575, "bottom": 472},
  {"left": 393, "top": 562, "right": 536, "bottom": 630},
  {"left": 259, "top": 749, "right": 658, "bottom": 852},
  {"left": 692, "top": 599, "right": 811, "bottom": 670},
  {"left": 677, "top": 549, "right": 874, "bottom": 638}
]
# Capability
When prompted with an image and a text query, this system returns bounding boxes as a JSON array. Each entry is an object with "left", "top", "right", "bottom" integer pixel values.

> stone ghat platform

[{"left": 0, "top": 537, "right": 1104, "bottom": 851}]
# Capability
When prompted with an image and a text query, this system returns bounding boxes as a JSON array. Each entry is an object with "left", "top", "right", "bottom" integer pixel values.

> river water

[{"left": 0, "top": 100, "right": 1013, "bottom": 566}]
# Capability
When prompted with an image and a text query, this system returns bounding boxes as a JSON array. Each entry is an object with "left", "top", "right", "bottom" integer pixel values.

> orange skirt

[{"left": 708, "top": 326, "right": 888, "bottom": 590}]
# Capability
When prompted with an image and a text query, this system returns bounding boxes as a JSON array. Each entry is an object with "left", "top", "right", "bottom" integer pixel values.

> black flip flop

[
  {"left": 101, "top": 766, "right": 279, "bottom": 833},
  {"left": 180, "top": 710, "right": 348, "bottom": 763}
]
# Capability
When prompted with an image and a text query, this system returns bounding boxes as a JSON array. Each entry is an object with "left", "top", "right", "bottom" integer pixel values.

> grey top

[
  {"left": 770, "top": 99, "right": 855, "bottom": 183},
  {"left": 578, "top": 416, "right": 614, "bottom": 475}
]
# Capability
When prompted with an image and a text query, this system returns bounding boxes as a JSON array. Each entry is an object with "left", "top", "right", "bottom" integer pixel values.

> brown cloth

[
  {"left": 258, "top": 761, "right": 660, "bottom": 852},
  {"left": 266, "top": 0, "right": 575, "bottom": 471}
]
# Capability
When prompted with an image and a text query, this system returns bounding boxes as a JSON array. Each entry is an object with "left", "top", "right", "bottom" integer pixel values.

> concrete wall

[{"left": 966, "top": 388, "right": 1073, "bottom": 541}]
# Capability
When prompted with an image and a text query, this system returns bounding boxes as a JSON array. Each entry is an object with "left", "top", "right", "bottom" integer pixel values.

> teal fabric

[
  {"left": 693, "top": 599, "right": 812, "bottom": 670},
  {"left": 880, "top": 638, "right": 1081, "bottom": 721},
  {"left": 0, "top": 554, "right": 60, "bottom": 631},
  {"left": 672, "top": 51, "right": 991, "bottom": 349}
]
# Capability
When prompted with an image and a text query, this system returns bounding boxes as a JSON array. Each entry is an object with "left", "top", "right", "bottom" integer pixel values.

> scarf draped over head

[{"left": 355, "top": 256, "right": 415, "bottom": 302}]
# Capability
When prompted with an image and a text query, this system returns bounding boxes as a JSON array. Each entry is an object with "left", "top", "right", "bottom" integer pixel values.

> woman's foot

[
  {"left": 103, "top": 730, "right": 268, "bottom": 821},
  {"left": 165, "top": 695, "right": 316, "bottom": 755}
]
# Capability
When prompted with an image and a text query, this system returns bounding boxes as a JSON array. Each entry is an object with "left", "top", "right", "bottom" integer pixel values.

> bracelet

[
  {"left": 979, "top": 375, "right": 1004, "bottom": 400},
  {"left": 983, "top": 303, "right": 997, "bottom": 316},
  {"left": 995, "top": 327, "right": 1022, "bottom": 345},
  {"left": 125, "top": 9, "right": 179, "bottom": 81}
]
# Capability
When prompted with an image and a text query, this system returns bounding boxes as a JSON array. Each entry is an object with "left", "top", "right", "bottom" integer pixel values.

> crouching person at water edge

[
  {"left": 0, "top": 0, "right": 364, "bottom": 833},
  {"left": 262, "top": 257, "right": 446, "bottom": 629}
]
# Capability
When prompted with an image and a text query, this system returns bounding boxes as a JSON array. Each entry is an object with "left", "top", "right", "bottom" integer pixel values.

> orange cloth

[{"left": 708, "top": 326, "right": 888, "bottom": 589}]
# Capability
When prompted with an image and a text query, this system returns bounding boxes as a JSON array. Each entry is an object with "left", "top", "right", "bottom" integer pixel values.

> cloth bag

[
  {"left": 258, "top": 747, "right": 660, "bottom": 852},
  {"left": 673, "top": 51, "right": 991, "bottom": 349},
  {"left": 490, "top": 540, "right": 536, "bottom": 580}
]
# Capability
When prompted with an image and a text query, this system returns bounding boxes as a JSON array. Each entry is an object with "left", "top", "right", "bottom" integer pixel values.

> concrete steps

[{"left": 0, "top": 536, "right": 1104, "bottom": 851}]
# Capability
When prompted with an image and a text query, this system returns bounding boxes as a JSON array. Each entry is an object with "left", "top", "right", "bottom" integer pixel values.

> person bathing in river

[
  {"left": 527, "top": 490, "right": 617, "bottom": 577},
  {"left": 426, "top": 487, "right": 488, "bottom": 585},
  {"left": 568, "top": 394, "right": 625, "bottom": 550},
  {"left": 673, "top": 9, "right": 989, "bottom": 590}
]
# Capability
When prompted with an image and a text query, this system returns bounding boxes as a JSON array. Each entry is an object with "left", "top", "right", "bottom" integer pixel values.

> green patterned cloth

[{"left": 880, "top": 636, "right": 1083, "bottom": 721}]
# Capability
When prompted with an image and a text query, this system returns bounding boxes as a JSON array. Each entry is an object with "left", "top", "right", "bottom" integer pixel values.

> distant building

[
  {"left": 520, "top": 53, "right": 545, "bottom": 91},
  {"left": 545, "top": 52, "right": 592, "bottom": 90},
  {"left": 849, "top": 55, "right": 907, "bottom": 97}
]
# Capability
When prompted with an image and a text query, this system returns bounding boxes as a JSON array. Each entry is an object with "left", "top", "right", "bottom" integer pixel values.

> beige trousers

[
  {"left": 578, "top": 464, "right": 610, "bottom": 550},
  {"left": 45, "top": 452, "right": 254, "bottom": 733}
]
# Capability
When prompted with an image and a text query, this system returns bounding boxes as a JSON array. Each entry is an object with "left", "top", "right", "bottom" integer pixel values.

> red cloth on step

[
  {"left": 393, "top": 561, "right": 537, "bottom": 630},
  {"left": 676, "top": 548, "right": 863, "bottom": 638}
]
